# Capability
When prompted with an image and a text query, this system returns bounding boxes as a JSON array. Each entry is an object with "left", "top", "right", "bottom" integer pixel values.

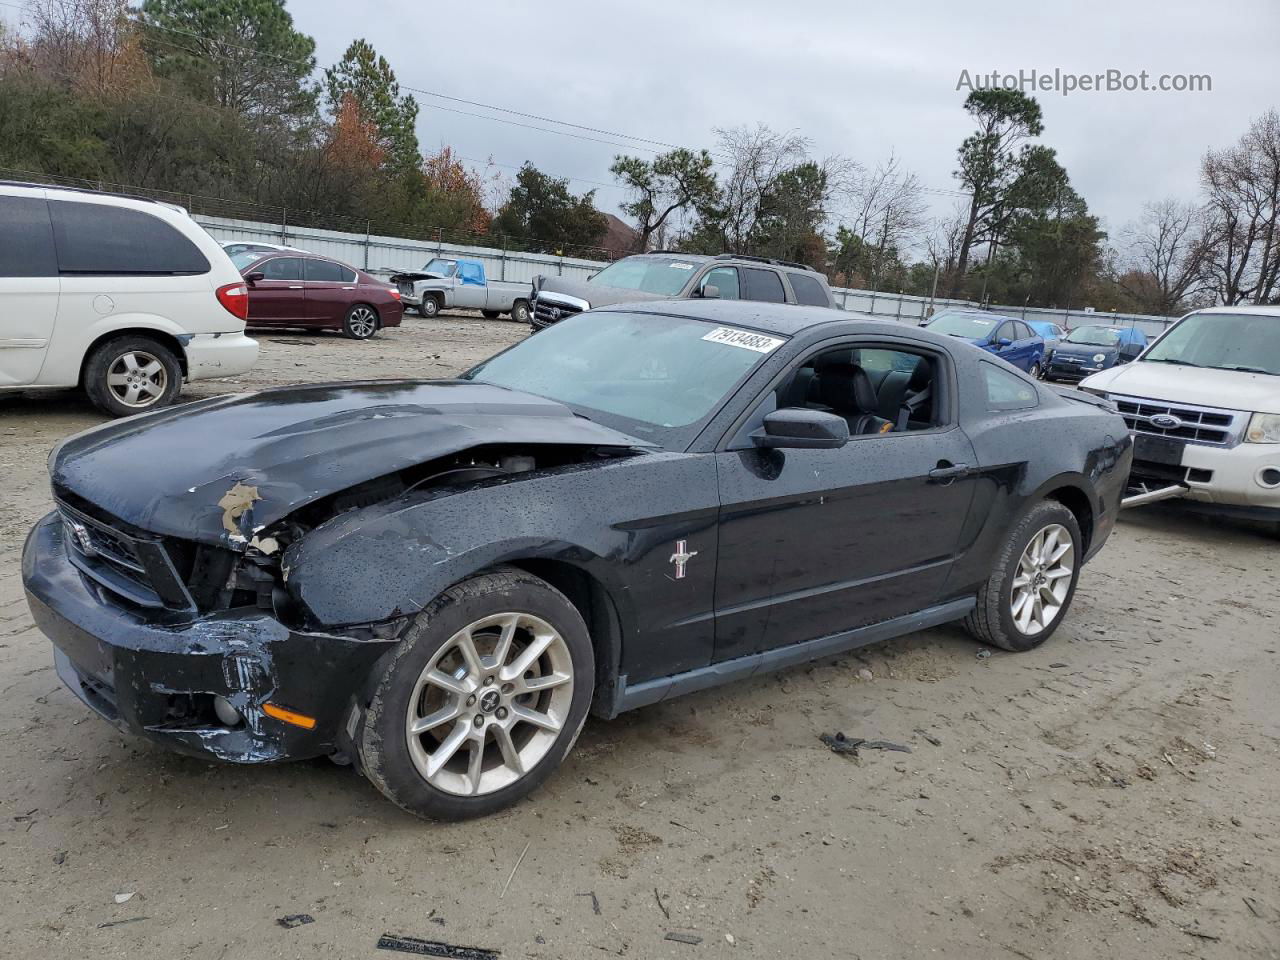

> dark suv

[{"left": 530, "top": 253, "right": 836, "bottom": 330}]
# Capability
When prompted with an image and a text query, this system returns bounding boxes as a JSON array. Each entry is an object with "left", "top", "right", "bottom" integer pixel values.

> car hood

[
  {"left": 537, "top": 275, "right": 669, "bottom": 309},
  {"left": 1082, "top": 362, "right": 1280, "bottom": 414},
  {"left": 49, "top": 381, "right": 653, "bottom": 550}
]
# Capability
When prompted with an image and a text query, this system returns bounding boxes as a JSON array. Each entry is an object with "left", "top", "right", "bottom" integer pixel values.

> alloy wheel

[
  {"left": 1010, "top": 523, "right": 1074, "bottom": 635},
  {"left": 106, "top": 350, "right": 168, "bottom": 409},
  {"left": 348, "top": 306, "right": 377, "bottom": 338},
  {"left": 405, "top": 612, "right": 575, "bottom": 796}
]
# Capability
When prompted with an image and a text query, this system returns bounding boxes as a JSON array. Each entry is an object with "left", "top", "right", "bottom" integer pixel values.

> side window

[
  {"left": 459, "top": 262, "right": 484, "bottom": 285},
  {"left": 1016, "top": 321, "right": 1035, "bottom": 340},
  {"left": 788, "top": 272, "right": 829, "bottom": 307},
  {"left": 774, "top": 345, "right": 942, "bottom": 434},
  {"left": 742, "top": 268, "right": 786, "bottom": 303},
  {"left": 49, "top": 200, "right": 210, "bottom": 275},
  {"left": 994, "top": 322, "right": 1014, "bottom": 343},
  {"left": 259, "top": 257, "right": 304, "bottom": 281},
  {"left": 982, "top": 362, "right": 1039, "bottom": 411},
  {"left": 0, "top": 196, "right": 57, "bottom": 277},
  {"left": 305, "top": 258, "right": 354, "bottom": 282},
  {"left": 699, "top": 266, "right": 740, "bottom": 299}
]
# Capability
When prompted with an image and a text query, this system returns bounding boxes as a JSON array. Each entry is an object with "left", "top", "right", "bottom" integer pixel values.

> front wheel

[
  {"left": 358, "top": 568, "right": 594, "bottom": 820},
  {"left": 964, "top": 500, "right": 1082, "bottom": 652},
  {"left": 1030, "top": 362, "right": 1042, "bottom": 379},
  {"left": 83, "top": 335, "right": 183, "bottom": 418},
  {"left": 343, "top": 304, "right": 379, "bottom": 339},
  {"left": 510, "top": 300, "right": 530, "bottom": 324},
  {"left": 419, "top": 296, "right": 441, "bottom": 318}
]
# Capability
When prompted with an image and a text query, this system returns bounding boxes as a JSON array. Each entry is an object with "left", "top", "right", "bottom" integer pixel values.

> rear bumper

[
  {"left": 183, "top": 331, "right": 258, "bottom": 381},
  {"left": 22, "top": 513, "right": 394, "bottom": 763}
]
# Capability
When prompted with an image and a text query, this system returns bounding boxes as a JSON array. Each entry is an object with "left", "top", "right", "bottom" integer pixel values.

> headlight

[
  {"left": 1245, "top": 413, "right": 1280, "bottom": 443},
  {"left": 1079, "top": 387, "right": 1108, "bottom": 398},
  {"left": 1092, "top": 353, "right": 1107, "bottom": 363}
]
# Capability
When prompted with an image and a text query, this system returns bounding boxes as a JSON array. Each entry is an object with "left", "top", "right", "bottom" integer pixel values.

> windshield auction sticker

[{"left": 702, "top": 327, "right": 786, "bottom": 353}]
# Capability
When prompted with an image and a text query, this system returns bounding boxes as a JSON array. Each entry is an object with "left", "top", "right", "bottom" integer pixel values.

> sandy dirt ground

[{"left": 0, "top": 312, "right": 1276, "bottom": 960}]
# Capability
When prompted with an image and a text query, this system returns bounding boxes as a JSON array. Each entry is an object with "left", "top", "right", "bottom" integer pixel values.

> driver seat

[{"left": 813, "top": 352, "right": 894, "bottom": 435}]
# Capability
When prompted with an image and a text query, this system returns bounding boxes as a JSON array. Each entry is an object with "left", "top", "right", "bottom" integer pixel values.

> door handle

[{"left": 928, "top": 462, "right": 970, "bottom": 481}]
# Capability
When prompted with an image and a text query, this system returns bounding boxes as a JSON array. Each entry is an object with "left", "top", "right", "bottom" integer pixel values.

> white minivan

[
  {"left": 1081, "top": 306, "right": 1280, "bottom": 535},
  {"left": 0, "top": 182, "right": 258, "bottom": 417}
]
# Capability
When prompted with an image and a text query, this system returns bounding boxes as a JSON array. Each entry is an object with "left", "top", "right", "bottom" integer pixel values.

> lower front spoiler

[{"left": 23, "top": 513, "right": 396, "bottom": 764}]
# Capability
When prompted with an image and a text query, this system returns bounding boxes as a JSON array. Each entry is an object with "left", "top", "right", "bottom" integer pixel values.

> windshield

[
  {"left": 590, "top": 257, "right": 698, "bottom": 296},
  {"left": 1066, "top": 325, "right": 1122, "bottom": 346},
  {"left": 423, "top": 258, "right": 457, "bottom": 277},
  {"left": 464, "top": 311, "right": 783, "bottom": 448},
  {"left": 1144, "top": 312, "right": 1280, "bottom": 376},
  {"left": 928, "top": 313, "right": 998, "bottom": 338}
]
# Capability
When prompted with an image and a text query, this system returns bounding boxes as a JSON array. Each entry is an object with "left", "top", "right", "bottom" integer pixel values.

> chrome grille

[
  {"left": 532, "top": 294, "right": 585, "bottom": 327},
  {"left": 1111, "top": 394, "right": 1245, "bottom": 446}
]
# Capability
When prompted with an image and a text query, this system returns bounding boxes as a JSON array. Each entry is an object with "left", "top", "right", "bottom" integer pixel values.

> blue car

[
  {"left": 1044, "top": 324, "right": 1148, "bottom": 382},
  {"left": 924, "top": 311, "right": 1046, "bottom": 376}
]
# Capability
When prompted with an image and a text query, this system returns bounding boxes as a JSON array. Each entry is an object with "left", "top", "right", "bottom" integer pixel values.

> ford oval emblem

[{"left": 1149, "top": 413, "right": 1183, "bottom": 430}]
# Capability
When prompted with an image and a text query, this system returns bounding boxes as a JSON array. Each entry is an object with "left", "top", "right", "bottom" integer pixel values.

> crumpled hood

[
  {"left": 50, "top": 380, "right": 652, "bottom": 549},
  {"left": 1082, "top": 361, "right": 1280, "bottom": 414},
  {"left": 537, "top": 275, "right": 668, "bottom": 309}
]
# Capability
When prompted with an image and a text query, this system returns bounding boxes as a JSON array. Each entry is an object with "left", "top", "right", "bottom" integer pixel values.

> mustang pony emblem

[{"left": 669, "top": 540, "right": 698, "bottom": 579}]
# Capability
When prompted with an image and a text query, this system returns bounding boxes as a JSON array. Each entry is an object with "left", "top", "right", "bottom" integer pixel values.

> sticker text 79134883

[{"left": 701, "top": 327, "right": 786, "bottom": 354}]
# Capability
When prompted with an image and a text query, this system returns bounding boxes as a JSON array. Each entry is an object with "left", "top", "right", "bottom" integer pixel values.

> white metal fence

[{"left": 198, "top": 214, "right": 1178, "bottom": 337}]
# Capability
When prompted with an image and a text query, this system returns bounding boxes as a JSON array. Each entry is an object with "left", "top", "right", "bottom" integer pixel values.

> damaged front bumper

[{"left": 22, "top": 513, "right": 395, "bottom": 763}]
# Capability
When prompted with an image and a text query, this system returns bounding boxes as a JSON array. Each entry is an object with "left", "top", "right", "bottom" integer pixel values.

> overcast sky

[{"left": 272, "top": 1, "right": 1272, "bottom": 247}]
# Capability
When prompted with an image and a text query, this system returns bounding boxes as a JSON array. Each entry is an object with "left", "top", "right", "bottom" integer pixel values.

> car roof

[
  {"left": 1191, "top": 304, "right": 1280, "bottom": 318},
  {"left": 242, "top": 250, "right": 360, "bottom": 270}
]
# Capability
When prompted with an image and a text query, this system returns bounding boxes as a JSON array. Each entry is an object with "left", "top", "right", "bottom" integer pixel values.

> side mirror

[
  {"left": 245, "top": 272, "right": 264, "bottom": 284},
  {"left": 753, "top": 409, "right": 849, "bottom": 450},
  {"left": 699, "top": 283, "right": 721, "bottom": 299},
  {"left": 996, "top": 337, "right": 1014, "bottom": 348}
]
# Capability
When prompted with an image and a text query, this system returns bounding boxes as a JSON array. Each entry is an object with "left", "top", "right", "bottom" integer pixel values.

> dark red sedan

[{"left": 229, "top": 250, "right": 403, "bottom": 339}]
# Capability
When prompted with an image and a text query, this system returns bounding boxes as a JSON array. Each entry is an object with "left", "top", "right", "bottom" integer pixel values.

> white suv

[
  {"left": 1081, "top": 305, "right": 1280, "bottom": 534},
  {"left": 0, "top": 182, "right": 258, "bottom": 417}
]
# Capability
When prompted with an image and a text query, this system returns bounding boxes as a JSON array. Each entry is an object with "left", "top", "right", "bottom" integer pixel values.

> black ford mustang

[{"left": 23, "top": 300, "right": 1131, "bottom": 819}]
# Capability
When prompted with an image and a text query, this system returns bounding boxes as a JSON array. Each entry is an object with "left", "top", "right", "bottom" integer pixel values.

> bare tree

[
  {"left": 713, "top": 124, "right": 812, "bottom": 253},
  {"left": 19, "top": 0, "right": 147, "bottom": 97},
  {"left": 847, "top": 152, "right": 927, "bottom": 268},
  {"left": 1116, "top": 199, "right": 1212, "bottom": 314},
  {"left": 1200, "top": 109, "right": 1280, "bottom": 304}
]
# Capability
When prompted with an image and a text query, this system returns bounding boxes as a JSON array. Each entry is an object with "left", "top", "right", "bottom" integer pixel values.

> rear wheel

[
  {"left": 511, "top": 300, "right": 530, "bottom": 324},
  {"left": 964, "top": 500, "right": 1082, "bottom": 652},
  {"left": 342, "top": 304, "right": 379, "bottom": 339},
  {"left": 420, "top": 295, "right": 441, "bottom": 318},
  {"left": 481, "top": 309, "right": 501, "bottom": 319},
  {"left": 358, "top": 568, "right": 594, "bottom": 820},
  {"left": 83, "top": 335, "right": 182, "bottom": 418}
]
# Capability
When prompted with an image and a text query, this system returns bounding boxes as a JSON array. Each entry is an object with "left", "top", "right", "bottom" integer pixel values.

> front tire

[
  {"left": 358, "top": 568, "right": 594, "bottom": 820},
  {"left": 964, "top": 500, "right": 1082, "bottom": 652},
  {"left": 83, "top": 335, "right": 182, "bottom": 418},
  {"left": 419, "top": 295, "right": 441, "bottom": 318},
  {"left": 342, "top": 303, "right": 379, "bottom": 340},
  {"left": 510, "top": 300, "right": 530, "bottom": 324},
  {"left": 1030, "top": 362, "right": 1042, "bottom": 379}
]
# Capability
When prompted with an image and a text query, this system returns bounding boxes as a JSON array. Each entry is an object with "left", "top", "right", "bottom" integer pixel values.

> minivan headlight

[{"left": 1245, "top": 413, "right": 1280, "bottom": 443}]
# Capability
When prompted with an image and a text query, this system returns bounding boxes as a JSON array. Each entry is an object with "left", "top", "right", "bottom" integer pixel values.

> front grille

[
  {"left": 56, "top": 494, "right": 195, "bottom": 612},
  {"left": 1112, "top": 394, "right": 1245, "bottom": 447},
  {"left": 533, "top": 296, "right": 583, "bottom": 327}
]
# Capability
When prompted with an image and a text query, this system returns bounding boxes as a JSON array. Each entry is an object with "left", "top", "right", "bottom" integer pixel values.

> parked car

[
  {"left": 237, "top": 252, "right": 403, "bottom": 339},
  {"left": 0, "top": 182, "right": 258, "bottom": 417},
  {"left": 923, "top": 310, "right": 1045, "bottom": 376},
  {"left": 391, "top": 258, "right": 531, "bottom": 321},
  {"left": 1044, "top": 323, "right": 1147, "bottom": 382},
  {"left": 529, "top": 253, "right": 837, "bottom": 331},
  {"left": 222, "top": 240, "right": 309, "bottom": 260},
  {"left": 1028, "top": 320, "right": 1066, "bottom": 366},
  {"left": 24, "top": 299, "right": 1130, "bottom": 819},
  {"left": 1080, "top": 306, "right": 1279, "bottom": 535}
]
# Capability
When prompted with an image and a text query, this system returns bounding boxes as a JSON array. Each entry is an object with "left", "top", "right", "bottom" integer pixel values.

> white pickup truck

[
  {"left": 1081, "top": 305, "right": 1280, "bottom": 536},
  {"left": 390, "top": 257, "right": 531, "bottom": 322}
]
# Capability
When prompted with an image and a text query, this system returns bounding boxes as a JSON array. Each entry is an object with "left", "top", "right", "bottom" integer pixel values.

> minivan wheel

[
  {"left": 358, "top": 567, "right": 594, "bottom": 820},
  {"left": 84, "top": 336, "right": 183, "bottom": 418},
  {"left": 343, "top": 304, "right": 379, "bottom": 339},
  {"left": 964, "top": 500, "right": 1082, "bottom": 652}
]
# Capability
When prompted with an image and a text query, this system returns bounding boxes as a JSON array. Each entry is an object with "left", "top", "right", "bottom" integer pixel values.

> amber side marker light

[{"left": 263, "top": 703, "right": 317, "bottom": 730}]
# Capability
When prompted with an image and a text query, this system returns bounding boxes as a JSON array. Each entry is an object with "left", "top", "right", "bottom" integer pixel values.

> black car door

[{"left": 712, "top": 338, "right": 980, "bottom": 662}]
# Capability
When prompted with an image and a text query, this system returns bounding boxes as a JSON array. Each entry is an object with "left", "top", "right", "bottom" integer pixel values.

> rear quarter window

[
  {"left": 50, "top": 200, "right": 210, "bottom": 275},
  {"left": 787, "top": 272, "right": 829, "bottom": 307},
  {"left": 982, "top": 362, "right": 1039, "bottom": 411},
  {"left": 0, "top": 196, "right": 57, "bottom": 277}
]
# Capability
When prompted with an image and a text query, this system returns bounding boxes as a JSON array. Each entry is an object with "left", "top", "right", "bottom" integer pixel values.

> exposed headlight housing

[{"left": 1245, "top": 412, "right": 1280, "bottom": 443}]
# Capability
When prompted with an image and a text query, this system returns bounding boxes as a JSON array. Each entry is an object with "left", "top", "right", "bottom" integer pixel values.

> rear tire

[
  {"left": 964, "top": 500, "right": 1082, "bottom": 652},
  {"left": 420, "top": 295, "right": 441, "bottom": 318},
  {"left": 342, "top": 303, "right": 379, "bottom": 340},
  {"left": 358, "top": 567, "right": 594, "bottom": 820},
  {"left": 511, "top": 300, "right": 530, "bottom": 324},
  {"left": 83, "top": 335, "right": 182, "bottom": 418},
  {"left": 481, "top": 309, "right": 501, "bottom": 320}
]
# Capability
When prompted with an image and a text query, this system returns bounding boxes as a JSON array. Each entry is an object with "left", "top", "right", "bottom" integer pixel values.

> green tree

[
  {"left": 140, "top": 0, "right": 316, "bottom": 120},
  {"left": 611, "top": 148, "right": 718, "bottom": 252},
  {"left": 491, "top": 163, "right": 608, "bottom": 254},
  {"left": 752, "top": 161, "right": 829, "bottom": 264},
  {"left": 949, "top": 88, "right": 1044, "bottom": 295},
  {"left": 323, "top": 38, "right": 418, "bottom": 172}
]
